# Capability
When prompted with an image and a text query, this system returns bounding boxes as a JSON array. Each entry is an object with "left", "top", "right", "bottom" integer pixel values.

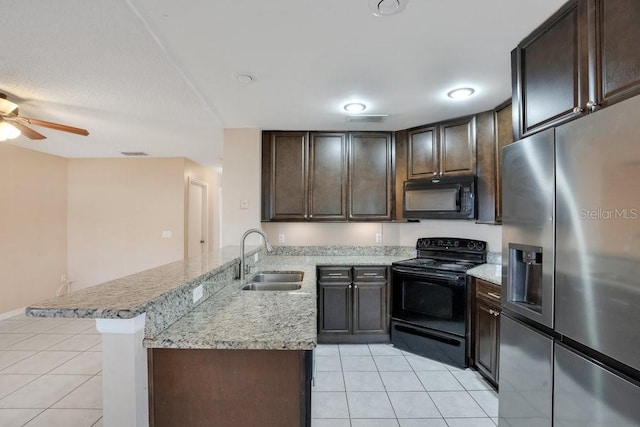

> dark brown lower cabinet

[
  {"left": 148, "top": 348, "right": 312, "bottom": 427},
  {"left": 317, "top": 266, "right": 389, "bottom": 344},
  {"left": 472, "top": 278, "right": 501, "bottom": 388}
]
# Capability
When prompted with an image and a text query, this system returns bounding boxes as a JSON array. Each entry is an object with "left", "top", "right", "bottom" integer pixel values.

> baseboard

[{"left": 0, "top": 307, "right": 27, "bottom": 321}]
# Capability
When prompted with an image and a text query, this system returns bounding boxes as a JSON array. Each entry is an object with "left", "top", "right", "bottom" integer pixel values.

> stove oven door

[{"left": 391, "top": 266, "right": 467, "bottom": 337}]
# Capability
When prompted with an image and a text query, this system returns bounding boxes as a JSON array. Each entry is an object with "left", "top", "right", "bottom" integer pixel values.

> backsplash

[
  {"left": 487, "top": 251, "right": 502, "bottom": 264},
  {"left": 270, "top": 245, "right": 415, "bottom": 257}
]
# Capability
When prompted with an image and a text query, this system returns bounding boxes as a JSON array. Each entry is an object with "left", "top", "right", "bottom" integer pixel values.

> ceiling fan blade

[
  {"left": 9, "top": 121, "right": 47, "bottom": 140},
  {"left": 0, "top": 98, "right": 19, "bottom": 115},
  {"left": 17, "top": 117, "right": 89, "bottom": 136}
]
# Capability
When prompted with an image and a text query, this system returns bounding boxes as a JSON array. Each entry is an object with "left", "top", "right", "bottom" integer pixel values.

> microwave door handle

[{"left": 456, "top": 185, "right": 461, "bottom": 211}]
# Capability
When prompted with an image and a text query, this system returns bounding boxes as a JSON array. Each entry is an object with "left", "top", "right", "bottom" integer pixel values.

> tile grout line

[{"left": 0, "top": 316, "right": 103, "bottom": 425}]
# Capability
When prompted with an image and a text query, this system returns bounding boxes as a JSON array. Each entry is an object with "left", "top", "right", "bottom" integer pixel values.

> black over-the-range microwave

[{"left": 402, "top": 175, "right": 476, "bottom": 220}]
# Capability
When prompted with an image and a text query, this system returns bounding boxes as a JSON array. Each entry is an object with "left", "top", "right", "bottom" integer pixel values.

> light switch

[
  {"left": 278, "top": 234, "right": 285, "bottom": 243},
  {"left": 240, "top": 199, "right": 249, "bottom": 209},
  {"left": 162, "top": 231, "right": 172, "bottom": 238}
]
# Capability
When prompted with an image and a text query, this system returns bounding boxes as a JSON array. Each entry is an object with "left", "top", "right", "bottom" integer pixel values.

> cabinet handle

[
  {"left": 362, "top": 272, "right": 380, "bottom": 276},
  {"left": 489, "top": 309, "right": 500, "bottom": 317},
  {"left": 586, "top": 100, "right": 599, "bottom": 112},
  {"left": 487, "top": 292, "right": 501, "bottom": 300},
  {"left": 572, "top": 106, "right": 584, "bottom": 114},
  {"left": 354, "top": 285, "right": 358, "bottom": 289},
  {"left": 328, "top": 273, "right": 344, "bottom": 277},
  {"left": 348, "top": 284, "right": 352, "bottom": 289}
]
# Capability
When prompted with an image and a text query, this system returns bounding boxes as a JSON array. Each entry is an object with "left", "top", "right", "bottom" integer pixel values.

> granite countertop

[
  {"left": 144, "top": 254, "right": 409, "bottom": 351},
  {"left": 467, "top": 263, "right": 502, "bottom": 286},
  {"left": 25, "top": 245, "right": 258, "bottom": 320}
]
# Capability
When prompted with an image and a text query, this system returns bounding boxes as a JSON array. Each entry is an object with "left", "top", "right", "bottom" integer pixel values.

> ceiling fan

[{"left": 0, "top": 93, "right": 89, "bottom": 141}]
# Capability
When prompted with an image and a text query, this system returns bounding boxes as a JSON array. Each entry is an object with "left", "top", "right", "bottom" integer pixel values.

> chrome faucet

[{"left": 240, "top": 228, "right": 273, "bottom": 280}]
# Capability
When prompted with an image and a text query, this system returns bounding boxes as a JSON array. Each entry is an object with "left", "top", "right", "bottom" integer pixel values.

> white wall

[
  {"left": 0, "top": 144, "right": 68, "bottom": 313},
  {"left": 67, "top": 158, "right": 186, "bottom": 290},
  {"left": 221, "top": 128, "right": 262, "bottom": 246}
]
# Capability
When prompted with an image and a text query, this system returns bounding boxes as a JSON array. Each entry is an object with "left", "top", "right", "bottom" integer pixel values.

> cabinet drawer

[
  {"left": 318, "top": 266, "right": 352, "bottom": 282},
  {"left": 353, "top": 266, "right": 387, "bottom": 282},
  {"left": 476, "top": 279, "right": 501, "bottom": 306}
]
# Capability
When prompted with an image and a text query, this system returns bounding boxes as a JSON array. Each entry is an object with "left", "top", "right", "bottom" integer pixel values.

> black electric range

[{"left": 391, "top": 237, "right": 487, "bottom": 368}]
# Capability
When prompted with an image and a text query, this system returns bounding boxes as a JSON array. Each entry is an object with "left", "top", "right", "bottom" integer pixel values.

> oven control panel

[{"left": 417, "top": 237, "right": 486, "bottom": 252}]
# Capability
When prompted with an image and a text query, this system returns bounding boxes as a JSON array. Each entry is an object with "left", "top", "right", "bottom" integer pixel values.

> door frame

[{"left": 186, "top": 177, "right": 208, "bottom": 258}]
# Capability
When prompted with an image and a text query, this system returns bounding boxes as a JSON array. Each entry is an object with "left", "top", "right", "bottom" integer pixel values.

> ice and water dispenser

[{"left": 508, "top": 244, "right": 544, "bottom": 313}]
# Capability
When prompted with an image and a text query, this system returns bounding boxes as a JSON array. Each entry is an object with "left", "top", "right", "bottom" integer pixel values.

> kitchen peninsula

[{"left": 25, "top": 245, "right": 413, "bottom": 427}]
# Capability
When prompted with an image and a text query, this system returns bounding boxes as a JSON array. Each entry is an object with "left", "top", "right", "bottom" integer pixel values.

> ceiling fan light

[{"left": 0, "top": 121, "right": 21, "bottom": 141}]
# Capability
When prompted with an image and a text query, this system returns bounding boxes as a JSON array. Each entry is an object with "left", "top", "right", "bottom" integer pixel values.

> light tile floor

[
  {"left": 0, "top": 315, "right": 499, "bottom": 427},
  {"left": 0, "top": 314, "right": 102, "bottom": 427},
  {"left": 312, "top": 343, "right": 498, "bottom": 427}
]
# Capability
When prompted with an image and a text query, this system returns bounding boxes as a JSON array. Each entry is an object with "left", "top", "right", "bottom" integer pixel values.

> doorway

[{"left": 187, "top": 177, "right": 208, "bottom": 258}]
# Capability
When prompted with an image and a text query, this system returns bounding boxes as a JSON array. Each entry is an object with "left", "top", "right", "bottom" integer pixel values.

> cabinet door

[
  {"left": 353, "top": 282, "right": 387, "bottom": 334},
  {"left": 494, "top": 103, "right": 513, "bottom": 223},
  {"left": 309, "top": 133, "right": 347, "bottom": 220},
  {"left": 439, "top": 116, "right": 477, "bottom": 176},
  {"left": 474, "top": 299, "right": 500, "bottom": 384},
  {"left": 513, "top": 0, "right": 588, "bottom": 139},
  {"left": 263, "top": 132, "right": 308, "bottom": 220},
  {"left": 318, "top": 282, "right": 352, "bottom": 335},
  {"left": 408, "top": 125, "right": 438, "bottom": 179},
  {"left": 348, "top": 132, "right": 393, "bottom": 220},
  {"left": 588, "top": 0, "right": 640, "bottom": 109}
]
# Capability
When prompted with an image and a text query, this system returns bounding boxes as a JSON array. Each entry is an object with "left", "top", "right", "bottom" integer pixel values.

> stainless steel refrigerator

[{"left": 499, "top": 94, "right": 640, "bottom": 427}]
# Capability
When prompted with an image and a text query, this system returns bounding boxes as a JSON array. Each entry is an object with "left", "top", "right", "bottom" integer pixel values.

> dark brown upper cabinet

[
  {"left": 587, "top": 0, "right": 640, "bottom": 110},
  {"left": 512, "top": 0, "right": 589, "bottom": 139},
  {"left": 408, "top": 125, "right": 438, "bottom": 179},
  {"left": 262, "top": 131, "right": 347, "bottom": 221},
  {"left": 476, "top": 101, "right": 514, "bottom": 224},
  {"left": 348, "top": 132, "right": 393, "bottom": 221},
  {"left": 309, "top": 133, "right": 348, "bottom": 220},
  {"left": 440, "top": 116, "right": 477, "bottom": 176},
  {"left": 262, "top": 131, "right": 308, "bottom": 221},
  {"left": 513, "top": 0, "right": 640, "bottom": 140},
  {"left": 262, "top": 131, "right": 392, "bottom": 222},
  {"left": 407, "top": 115, "right": 476, "bottom": 180}
]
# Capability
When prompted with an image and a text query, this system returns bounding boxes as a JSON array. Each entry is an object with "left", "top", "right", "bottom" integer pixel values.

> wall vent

[
  {"left": 120, "top": 151, "right": 148, "bottom": 156},
  {"left": 346, "top": 115, "right": 388, "bottom": 123}
]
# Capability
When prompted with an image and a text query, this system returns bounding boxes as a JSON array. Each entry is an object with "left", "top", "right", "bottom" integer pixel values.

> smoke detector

[{"left": 369, "top": 0, "right": 408, "bottom": 16}]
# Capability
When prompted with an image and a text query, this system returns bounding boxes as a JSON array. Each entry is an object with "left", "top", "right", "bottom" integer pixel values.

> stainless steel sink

[
  {"left": 248, "top": 271, "right": 304, "bottom": 283},
  {"left": 241, "top": 271, "right": 304, "bottom": 291},
  {"left": 241, "top": 283, "right": 303, "bottom": 291}
]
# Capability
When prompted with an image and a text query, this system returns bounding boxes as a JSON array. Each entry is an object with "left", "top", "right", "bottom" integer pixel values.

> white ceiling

[{"left": 1, "top": 0, "right": 565, "bottom": 169}]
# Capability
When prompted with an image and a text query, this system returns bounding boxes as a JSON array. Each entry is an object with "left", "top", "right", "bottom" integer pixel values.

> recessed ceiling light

[
  {"left": 447, "top": 87, "right": 475, "bottom": 99},
  {"left": 369, "top": 0, "right": 408, "bottom": 16},
  {"left": 344, "top": 103, "right": 367, "bottom": 113},
  {"left": 236, "top": 74, "right": 254, "bottom": 83}
]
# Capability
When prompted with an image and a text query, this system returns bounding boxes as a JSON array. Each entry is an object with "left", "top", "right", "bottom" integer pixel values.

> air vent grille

[
  {"left": 120, "top": 152, "right": 148, "bottom": 156},
  {"left": 346, "top": 115, "right": 388, "bottom": 123}
]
